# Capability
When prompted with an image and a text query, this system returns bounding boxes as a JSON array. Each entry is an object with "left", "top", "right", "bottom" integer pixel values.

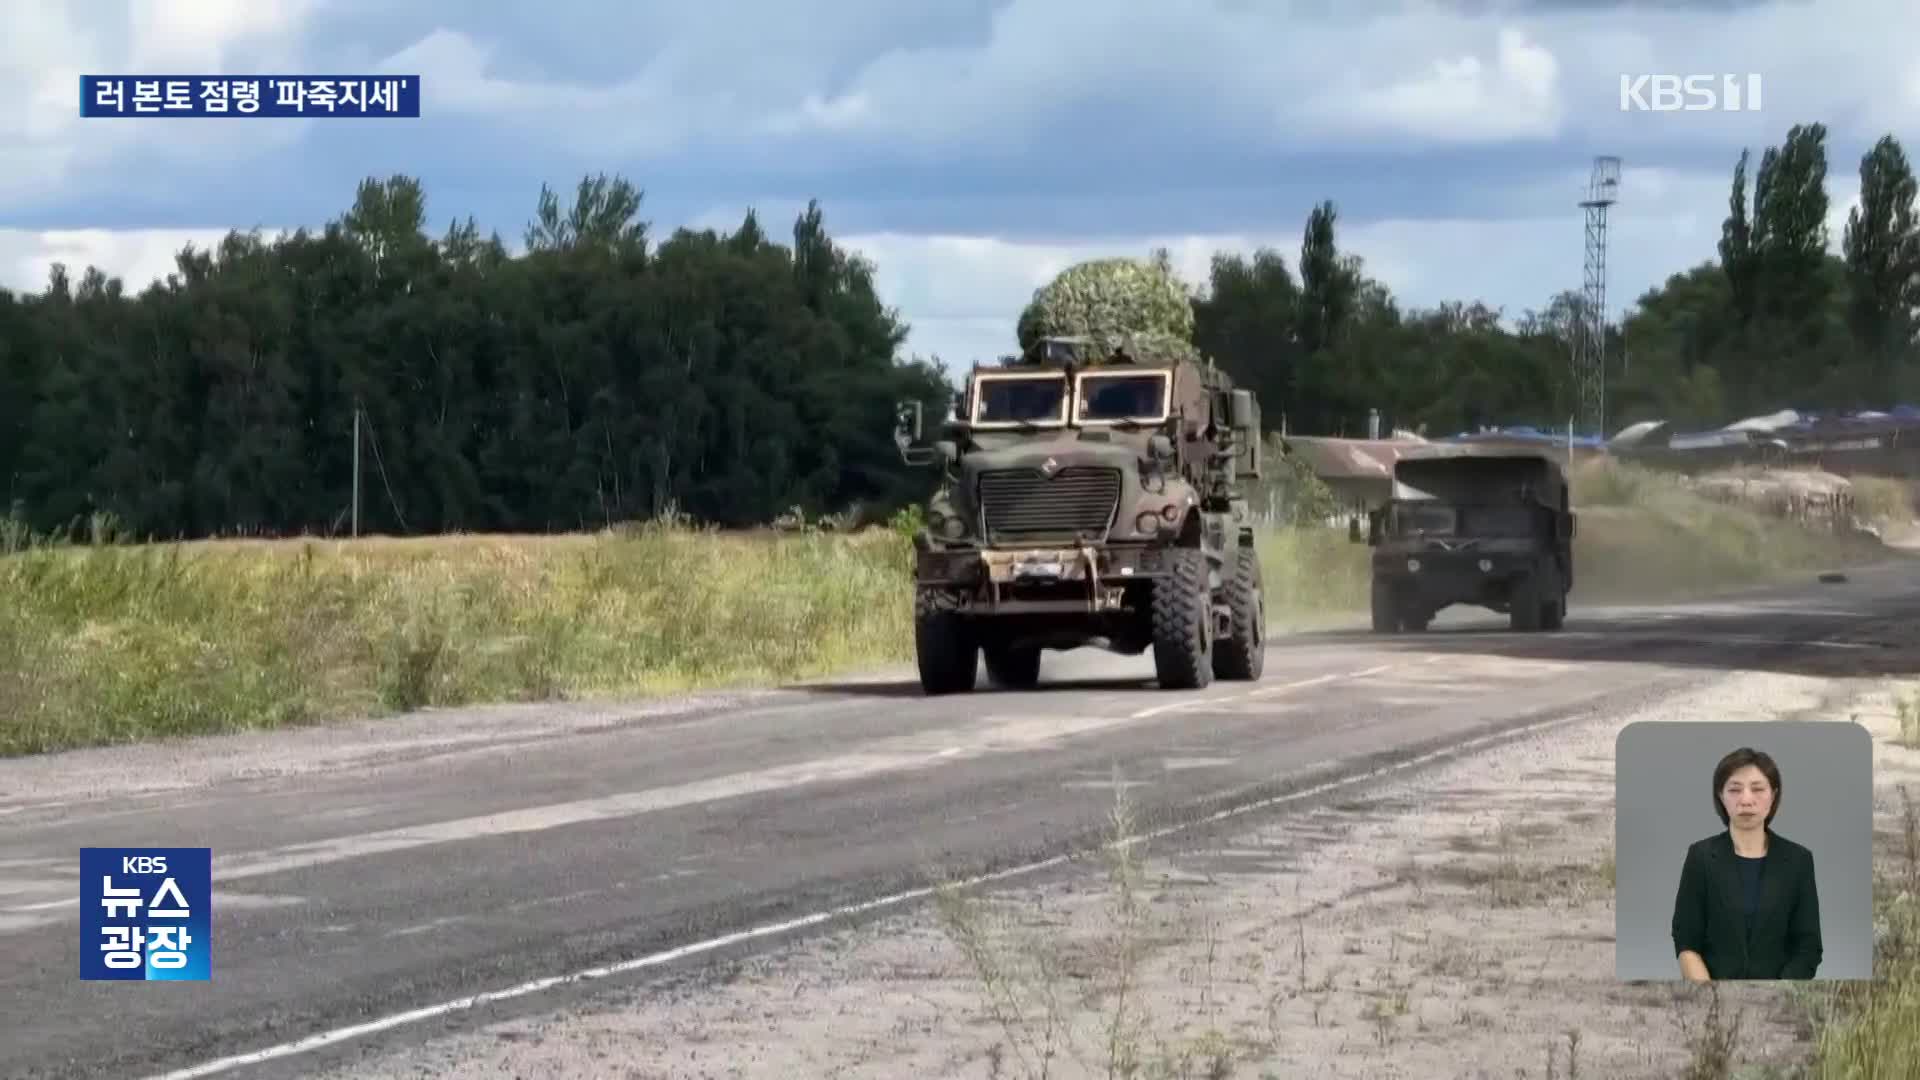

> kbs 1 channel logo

[
  {"left": 79, "top": 75, "right": 420, "bottom": 118},
  {"left": 80, "top": 848, "right": 212, "bottom": 981},
  {"left": 1619, "top": 73, "right": 1763, "bottom": 113}
]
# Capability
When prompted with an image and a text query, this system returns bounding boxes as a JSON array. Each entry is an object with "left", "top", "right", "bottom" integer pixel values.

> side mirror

[
  {"left": 1230, "top": 389, "right": 1257, "bottom": 432},
  {"left": 895, "top": 400, "right": 924, "bottom": 442},
  {"left": 1567, "top": 512, "right": 1578, "bottom": 539},
  {"left": 1348, "top": 517, "right": 1363, "bottom": 543},
  {"left": 894, "top": 400, "right": 936, "bottom": 467},
  {"left": 1229, "top": 390, "right": 1263, "bottom": 478},
  {"left": 1367, "top": 509, "right": 1384, "bottom": 546}
]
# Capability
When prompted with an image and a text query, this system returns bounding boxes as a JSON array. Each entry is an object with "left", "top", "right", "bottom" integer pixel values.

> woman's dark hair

[{"left": 1712, "top": 746, "right": 1782, "bottom": 827}]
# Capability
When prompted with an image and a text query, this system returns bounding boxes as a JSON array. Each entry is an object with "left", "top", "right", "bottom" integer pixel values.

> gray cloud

[{"left": 2, "top": 0, "right": 1909, "bottom": 365}]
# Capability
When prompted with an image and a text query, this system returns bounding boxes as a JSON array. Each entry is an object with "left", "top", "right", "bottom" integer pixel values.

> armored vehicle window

[
  {"left": 972, "top": 374, "right": 1068, "bottom": 425},
  {"left": 1393, "top": 504, "right": 1456, "bottom": 535},
  {"left": 1074, "top": 372, "right": 1170, "bottom": 423}
]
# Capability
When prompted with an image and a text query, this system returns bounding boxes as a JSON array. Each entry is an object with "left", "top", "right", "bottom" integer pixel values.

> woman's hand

[{"left": 1678, "top": 950, "right": 1711, "bottom": 982}]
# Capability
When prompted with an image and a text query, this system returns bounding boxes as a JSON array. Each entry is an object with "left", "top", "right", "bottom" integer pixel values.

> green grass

[
  {"left": 0, "top": 520, "right": 917, "bottom": 756},
  {"left": 1790, "top": 786, "right": 1920, "bottom": 1079},
  {"left": 1, "top": 459, "right": 1909, "bottom": 756}
]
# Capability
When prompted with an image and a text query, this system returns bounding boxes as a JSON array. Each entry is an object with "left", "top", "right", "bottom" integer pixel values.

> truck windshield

[
  {"left": 1393, "top": 504, "right": 1456, "bottom": 535},
  {"left": 1075, "top": 372, "right": 1169, "bottom": 423},
  {"left": 972, "top": 375, "right": 1068, "bottom": 425}
]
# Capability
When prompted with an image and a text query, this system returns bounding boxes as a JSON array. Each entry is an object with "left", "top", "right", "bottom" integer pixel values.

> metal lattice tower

[{"left": 1576, "top": 155, "right": 1620, "bottom": 440}]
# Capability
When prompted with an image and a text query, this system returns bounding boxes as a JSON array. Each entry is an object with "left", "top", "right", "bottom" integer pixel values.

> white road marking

[
  {"left": 1127, "top": 661, "right": 1407, "bottom": 721},
  {"left": 1162, "top": 758, "right": 1236, "bottom": 771},
  {"left": 14, "top": 891, "right": 305, "bottom": 916},
  {"left": 145, "top": 700, "right": 1586, "bottom": 1080}
]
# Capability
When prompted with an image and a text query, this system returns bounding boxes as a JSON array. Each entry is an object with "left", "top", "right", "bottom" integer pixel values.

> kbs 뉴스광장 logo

[{"left": 79, "top": 848, "right": 212, "bottom": 981}]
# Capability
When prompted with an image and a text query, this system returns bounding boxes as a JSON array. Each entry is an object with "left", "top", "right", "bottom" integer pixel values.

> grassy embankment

[{"left": 1, "top": 458, "right": 1911, "bottom": 757}]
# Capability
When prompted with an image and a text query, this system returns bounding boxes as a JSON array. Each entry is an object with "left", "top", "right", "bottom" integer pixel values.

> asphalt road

[{"left": 3, "top": 564, "right": 1917, "bottom": 1079}]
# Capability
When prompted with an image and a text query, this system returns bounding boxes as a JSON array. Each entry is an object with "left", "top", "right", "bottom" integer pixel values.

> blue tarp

[
  {"left": 1440, "top": 426, "right": 1608, "bottom": 448},
  {"left": 1621, "top": 404, "right": 1920, "bottom": 453}
]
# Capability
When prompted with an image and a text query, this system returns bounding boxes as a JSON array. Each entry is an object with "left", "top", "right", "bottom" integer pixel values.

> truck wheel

[
  {"left": 1213, "top": 544, "right": 1265, "bottom": 680},
  {"left": 1152, "top": 548, "right": 1214, "bottom": 690},
  {"left": 1540, "top": 563, "right": 1565, "bottom": 631},
  {"left": 984, "top": 643, "right": 1042, "bottom": 689},
  {"left": 1508, "top": 572, "right": 1542, "bottom": 632},
  {"left": 1371, "top": 579, "right": 1398, "bottom": 633},
  {"left": 915, "top": 587, "right": 978, "bottom": 694}
]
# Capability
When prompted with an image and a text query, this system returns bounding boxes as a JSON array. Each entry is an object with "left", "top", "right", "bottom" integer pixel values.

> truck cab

[{"left": 1354, "top": 445, "right": 1575, "bottom": 633}]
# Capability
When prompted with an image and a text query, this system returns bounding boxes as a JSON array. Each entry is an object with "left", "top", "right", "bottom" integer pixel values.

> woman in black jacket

[{"left": 1671, "top": 747, "right": 1822, "bottom": 980}]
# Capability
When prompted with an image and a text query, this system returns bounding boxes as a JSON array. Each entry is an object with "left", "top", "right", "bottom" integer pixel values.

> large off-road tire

[
  {"left": 1212, "top": 544, "right": 1265, "bottom": 681},
  {"left": 983, "top": 642, "right": 1042, "bottom": 689},
  {"left": 1508, "top": 569, "right": 1543, "bottom": 632},
  {"left": 1540, "top": 561, "right": 1566, "bottom": 631},
  {"left": 915, "top": 587, "right": 978, "bottom": 694},
  {"left": 1371, "top": 578, "right": 1398, "bottom": 633},
  {"left": 1152, "top": 548, "right": 1214, "bottom": 690}
]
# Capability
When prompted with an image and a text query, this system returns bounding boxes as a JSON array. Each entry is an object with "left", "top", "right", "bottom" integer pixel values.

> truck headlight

[
  {"left": 1406, "top": 558, "right": 1421, "bottom": 572},
  {"left": 927, "top": 503, "right": 967, "bottom": 539}
]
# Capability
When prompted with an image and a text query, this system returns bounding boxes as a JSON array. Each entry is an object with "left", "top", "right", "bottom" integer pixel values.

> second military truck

[
  {"left": 1356, "top": 444, "right": 1576, "bottom": 633},
  {"left": 894, "top": 335, "right": 1267, "bottom": 693}
]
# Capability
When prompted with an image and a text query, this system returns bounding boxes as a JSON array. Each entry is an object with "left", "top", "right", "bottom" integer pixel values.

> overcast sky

[{"left": 2, "top": 0, "right": 1913, "bottom": 366}]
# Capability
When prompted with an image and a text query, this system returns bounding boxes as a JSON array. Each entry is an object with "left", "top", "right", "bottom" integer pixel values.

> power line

[
  {"left": 345, "top": 403, "right": 408, "bottom": 536},
  {"left": 361, "top": 408, "right": 410, "bottom": 533}
]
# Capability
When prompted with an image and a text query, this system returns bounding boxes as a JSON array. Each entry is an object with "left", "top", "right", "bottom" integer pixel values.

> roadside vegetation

[
  {"left": 2, "top": 456, "right": 1911, "bottom": 757},
  {"left": 1794, "top": 784, "right": 1920, "bottom": 1079}
]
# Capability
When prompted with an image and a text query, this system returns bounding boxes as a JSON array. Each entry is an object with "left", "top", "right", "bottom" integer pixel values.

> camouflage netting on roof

[{"left": 1016, "top": 257, "right": 1200, "bottom": 362}]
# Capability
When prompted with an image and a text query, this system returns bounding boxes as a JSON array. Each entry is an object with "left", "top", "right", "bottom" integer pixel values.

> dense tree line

[
  {"left": 2, "top": 120, "right": 1915, "bottom": 539},
  {"left": 0, "top": 176, "right": 952, "bottom": 538}
]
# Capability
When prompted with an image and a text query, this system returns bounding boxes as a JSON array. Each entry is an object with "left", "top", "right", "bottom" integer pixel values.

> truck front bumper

[
  {"left": 1373, "top": 549, "right": 1540, "bottom": 602},
  {"left": 915, "top": 544, "right": 1171, "bottom": 615}
]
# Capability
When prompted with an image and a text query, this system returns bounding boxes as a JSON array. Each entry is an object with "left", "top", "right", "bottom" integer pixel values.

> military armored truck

[
  {"left": 892, "top": 335, "right": 1267, "bottom": 693},
  {"left": 1354, "top": 445, "right": 1576, "bottom": 633}
]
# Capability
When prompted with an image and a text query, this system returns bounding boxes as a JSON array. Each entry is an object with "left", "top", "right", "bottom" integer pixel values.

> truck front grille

[{"left": 978, "top": 466, "right": 1122, "bottom": 544}]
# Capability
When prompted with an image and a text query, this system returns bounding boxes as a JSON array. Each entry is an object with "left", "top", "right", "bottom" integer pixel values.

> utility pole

[{"left": 351, "top": 405, "right": 361, "bottom": 538}]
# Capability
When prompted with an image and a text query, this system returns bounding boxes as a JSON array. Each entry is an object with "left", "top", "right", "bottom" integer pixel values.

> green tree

[{"left": 1843, "top": 135, "right": 1920, "bottom": 398}]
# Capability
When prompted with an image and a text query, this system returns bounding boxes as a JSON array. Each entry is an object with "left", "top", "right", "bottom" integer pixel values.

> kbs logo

[
  {"left": 79, "top": 847, "right": 212, "bottom": 981},
  {"left": 1619, "top": 74, "right": 1763, "bottom": 112}
]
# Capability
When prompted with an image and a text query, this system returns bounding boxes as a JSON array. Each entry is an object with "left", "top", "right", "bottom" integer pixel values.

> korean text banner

[{"left": 80, "top": 76, "right": 420, "bottom": 117}]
